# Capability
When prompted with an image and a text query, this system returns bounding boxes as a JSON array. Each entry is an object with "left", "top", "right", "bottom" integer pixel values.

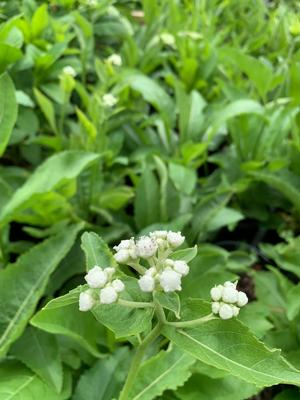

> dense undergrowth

[{"left": 1, "top": 0, "right": 300, "bottom": 399}]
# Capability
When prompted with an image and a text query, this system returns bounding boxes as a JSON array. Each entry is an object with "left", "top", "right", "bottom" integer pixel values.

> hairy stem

[
  {"left": 166, "top": 313, "right": 216, "bottom": 328},
  {"left": 118, "top": 299, "right": 154, "bottom": 309},
  {"left": 119, "top": 322, "right": 163, "bottom": 400}
]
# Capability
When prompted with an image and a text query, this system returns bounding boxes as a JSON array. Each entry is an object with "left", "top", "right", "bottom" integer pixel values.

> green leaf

[
  {"left": 0, "top": 44, "right": 22, "bottom": 74},
  {"left": 31, "top": 4, "right": 49, "bottom": 38},
  {"left": 153, "top": 292, "right": 181, "bottom": 319},
  {"left": 34, "top": 88, "right": 57, "bottom": 133},
  {"left": 169, "top": 162, "right": 197, "bottom": 195},
  {"left": 0, "top": 360, "right": 71, "bottom": 400},
  {"left": 128, "top": 345, "right": 195, "bottom": 400},
  {"left": 81, "top": 231, "right": 117, "bottom": 271},
  {"left": 98, "top": 186, "right": 134, "bottom": 210},
  {"left": 170, "top": 246, "right": 198, "bottom": 263},
  {"left": 287, "top": 283, "right": 300, "bottom": 320},
  {"left": 176, "top": 373, "right": 259, "bottom": 400},
  {"left": 163, "top": 299, "right": 300, "bottom": 387},
  {"left": 10, "top": 326, "right": 63, "bottom": 392},
  {"left": 134, "top": 168, "right": 160, "bottom": 230},
  {"left": 0, "top": 151, "right": 100, "bottom": 224},
  {"left": 0, "top": 223, "right": 82, "bottom": 357},
  {"left": 31, "top": 287, "right": 104, "bottom": 358},
  {"left": 73, "top": 348, "right": 130, "bottom": 400},
  {"left": 0, "top": 72, "right": 18, "bottom": 156}
]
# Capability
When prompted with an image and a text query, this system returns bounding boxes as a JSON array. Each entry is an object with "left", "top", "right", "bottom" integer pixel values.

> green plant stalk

[
  {"left": 166, "top": 313, "right": 216, "bottom": 328},
  {"left": 118, "top": 299, "right": 154, "bottom": 308}
]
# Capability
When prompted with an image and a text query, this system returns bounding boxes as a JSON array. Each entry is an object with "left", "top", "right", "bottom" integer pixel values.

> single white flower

[
  {"left": 210, "top": 285, "right": 223, "bottom": 301},
  {"left": 107, "top": 54, "right": 122, "bottom": 66},
  {"left": 167, "top": 231, "right": 185, "bottom": 248},
  {"left": 63, "top": 66, "right": 76, "bottom": 77},
  {"left": 102, "top": 93, "right": 118, "bottom": 107},
  {"left": 237, "top": 291, "right": 248, "bottom": 307},
  {"left": 222, "top": 287, "right": 238, "bottom": 304},
  {"left": 173, "top": 260, "right": 189, "bottom": 276},
  {"left": 114, "top": 249, "right": 130, "bottom": 264},
  {"left": 112, "top": 279, "right": 125, "bottom": 293},
  {"left": 138, "top": 275, "right": 155, "bottom": 292},
  {"left": 136, "top": 236, "right": 158, "bottom": 258},
  {"left": 219, "top": 303, "right": 234, "bottom": 320},
  {"left": 79, "top": 290, "right": 95, "bottom": 311},
  {"left": 211, "top": 301, "right": 220, "bottom": 314},
  {"left": 100, "top": 286, "right": 118, "bottom": 304},
  {"left": 85, "top": 266, "right": 107, "bottom": 288},
  {"left": 159, "top": 268, "right": 182, "bottom": 292}
]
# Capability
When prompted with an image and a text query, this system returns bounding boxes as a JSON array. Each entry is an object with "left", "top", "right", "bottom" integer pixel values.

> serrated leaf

[
  {"left": 73, "top": 348, "right": 130, "bottom": 400},
  {"left": 0, "top": 72, "right": 18, "bottom": 156},
  {"left": 128, "top": 345, "right": 195, "bottom": 400},
  {"left": 0, "top": 151, "right": 100, "bottom": 224},
  {"left": 163, "top": 299, "right": 300, "bottom": 387},
  {"left": 81, "top": 231, "right": 117, "bottom": 271},
  {"left": 0, "top": 223, "right": 82, "bottom": 357},
  {"left": 10, "top": 326, "right": 63, "bottom": 392}
]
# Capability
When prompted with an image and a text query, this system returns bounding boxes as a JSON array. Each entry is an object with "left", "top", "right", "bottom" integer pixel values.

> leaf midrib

[{"left": 5, "top": 374, "right": 36, "bottom": 400}]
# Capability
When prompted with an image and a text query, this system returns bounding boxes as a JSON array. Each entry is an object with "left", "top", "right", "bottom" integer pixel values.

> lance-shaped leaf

[
  {"left": 81, "top": 231, "right": 117, "bottom": 271},
  {"left": 0, "top": 223, "right": 82, "bottom": 357},
  {"left": 0, "top": 72, "right": 18, "bottom": 156},
  {"left": 163, "top": 299, "right": 300, "bottom": 387},
  {"left": 0, "top": 151, "right": 100, "bottom": 224},
  {"left": 128, "top": 345, "right": 195, "bottom": 400}
]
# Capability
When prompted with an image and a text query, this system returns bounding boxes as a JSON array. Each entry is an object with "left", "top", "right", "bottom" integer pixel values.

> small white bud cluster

[
  {"left": 79, "top": 265, "right": 125, "bottom": 311},
  {"left": 63, "top": 66, "right": 76, "bottom": 77},
  {"left": 102, "top": 93, "right": 118, "bottom": 107},
  {"left": 210, "top": 281, "right": 248, "bottom": 320},
  {"left": 107, "top": 54, "right": 122, "bottom": 66},
  {"left": 113, "top": 238, "right": 138, "bottom": 264}
]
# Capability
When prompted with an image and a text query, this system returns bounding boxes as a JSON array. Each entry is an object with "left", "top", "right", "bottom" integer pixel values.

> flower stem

[
  {"left": 119, "top": 322, "right": 163, "bottom": 400},
  {"left": 127, "top": 262, "right": 146, "bottom": 275},
  {"left": 118, "top": 299, "right": 154, "bottom": 309},
  {"left": 166, "top": 313, "right": 216, "bottom": 328}
]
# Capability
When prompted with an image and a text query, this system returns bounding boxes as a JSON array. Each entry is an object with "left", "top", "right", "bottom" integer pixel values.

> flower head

[
  {"left": 138, "top": 274, "right": 155, "bottom": 292},
  {"left": 84, "top": 266, "right": 108, "bottom": 288},
  {"left": 102, "top": 93, "right": 118, "bottom": 107},
  {"left": 159, "top": 268, "right": 182, "bottom": 292},
  {"left": 167, "top": 231, "right": 185, "bottom": 248},
  {"left": 136, "top": 236, "right": 158, "bottom": 258},
  {"left": 100, "top": 286, "right": 118, "bottom": 304}
]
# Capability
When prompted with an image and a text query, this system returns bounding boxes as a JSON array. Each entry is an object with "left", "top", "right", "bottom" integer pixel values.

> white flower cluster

[
  {"left": 210, "top": 281, "right": 248, "bottom": 320},
  {"left": 114, "top": 231, "right": 188, "bottom": 293},
  {"left": 79, "top": 266, "right": 125, "bottom": 311},
  {"left": 102, "top": 93, "right": 118, "bottom": 107},
  {"left": 106, "top": 54, "right": 122, "bottom": 66},
  {"left": 63, "top": 66, "right": 76, "bottom": 77}
]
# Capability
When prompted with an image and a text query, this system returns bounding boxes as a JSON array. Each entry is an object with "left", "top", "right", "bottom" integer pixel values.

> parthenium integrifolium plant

[{"left": 78, "top": 230, "right": 248, "bottom": 400}]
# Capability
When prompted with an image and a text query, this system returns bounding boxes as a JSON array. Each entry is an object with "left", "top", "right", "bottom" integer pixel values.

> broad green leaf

[
  {"left": 0, "top": 72, "right": 18, "bottom": 156},
  {"left": 206, "top": 207, "right": 244, "bottom": 232},
  {"left": 128, "top": 345, "right": 194, "bottom": 400},
  {"left": 98, "top": 186, "right": 134, "bottom": 210},
  {"left": 73, "top": 348, "right": 130, "bottom": 400},
  {"left": 153, "top": 292, "right": 180, "bottom": 319},
  {"left": 0, "top": 360, "right": 71, "bottom": 400},
  {"left": 31, "top": 4, "right": 49, "bottom": 38},
  {"left": 0, "top": 151, "right": 100, "bottom": 224},
  {"left": 92, "top": 277, "right": 153, "bottom": 338},
  {"left": 31, "top": 287, "right": 104, "bottom": 358},
  {"left": 169, "top": 162, "right": 197, "bottom": 195},
  {"left": 163, "top": 299, "right": 300, "bottom": 387},
  {"left": 134, "top": 168, "right": 161, "bottom": 230},
  {"left": 171, "top": 246, "right": 198, "bottom": 263},
  {"left": 81, "top": 231, "right": 117, "bottom": 271},
  {"left": 176, "top": 373, "right": 259, "bottom": 400},
  {"left": 0, "top": 223, "right": 82, "bottom": 357},
  {"left": 10, "top": 326, "right": 63, "bottom": 392},
  {"left": 0, "top": 44, "right": 22, "bottom": 74}
]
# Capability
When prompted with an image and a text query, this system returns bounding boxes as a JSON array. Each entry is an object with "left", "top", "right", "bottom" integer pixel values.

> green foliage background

[{"left": 1, "top": 0, "right": 300, "bottom": 399}]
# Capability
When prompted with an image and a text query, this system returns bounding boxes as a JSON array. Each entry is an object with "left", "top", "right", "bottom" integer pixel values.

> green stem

[
  {"left": 166, "top": 313, "right": 216, "bottom": 328},
  {"left": 119, "top": 323, "right": 163, "bottom": 400},
  {"left": 127, "top": 262, "right": 146, "bottom": 275},
  {"left": 118, "top": 299, "right": 154, "bottom": 309}
]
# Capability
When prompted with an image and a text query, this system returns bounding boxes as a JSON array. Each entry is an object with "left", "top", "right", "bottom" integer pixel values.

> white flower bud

[
  {"left": 150, "top": 230, "right": 168, "bottom": 239},
  {"left": 113, "top": 239, "right": 135, "bottom": 251},
  {"left": 63, "top": 66, "right": 76, "bottom": 77},
  {"left": 222, "top": 287, "right": 238, "bottom": 304},
  {"left": 159, "top": 268, "right": 182, "bottom": 292},
  {"left": 79, "top": 290, "right": 95, "bottom": 311},
  {"left": 138, "top": 275, "right": 155, "bottom": 292},
  {"left": 102, "top": 93, "right": 118, "bottom": 107},
  {"left": 85, "top": 266, "right": 107, "bottom": 288},
  {"left": 173, "top": 260, "right": 189, "bottom": 276},
  {"left": 100, "top": 286, "right": 118, "bottom": 304},
  {"left": 219, "top": 304, "right": 234, "bottom": 320},
  {"left": 114, "top": 249, "right": 129, "bottom": 264},
  {"left": 167, "top": 231, "right": 185, "bottom": 248},
  {"left": 232, "top": 306, "right": 240, "bottom": 317},
  {"left": 165, "top": 259, "right": 174, "bottom": 268},
  {"left": 112, "top": 279, "right": 125, "bottom": 293},
  {"left": 211, "top": 302, "right": 220, "bottom": 314},
  {"left": 210, "top": 285, "right": 223, "bottom": 301},
  {"left": 224, "top": 281, "right": 237, "bottom": 288},
  {"left": 136, "top": 236, "right": 158, "bottom": 258},
  {"left": 107, "top": 54, "right": 122, "bottom": 66},
  {"left": 104, "top": 267, "right": 116, "bottom": 279},
  {"left": 237, "top": 291, "right": 248, "bottom": 307},
  {"left": 145, "top": 267, "right": 156, "bottom": 277}
]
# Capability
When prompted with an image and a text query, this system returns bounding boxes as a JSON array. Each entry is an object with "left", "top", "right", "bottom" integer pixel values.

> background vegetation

[{"left": 1, "top": 0, "right": 300, "bottom": 399}]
